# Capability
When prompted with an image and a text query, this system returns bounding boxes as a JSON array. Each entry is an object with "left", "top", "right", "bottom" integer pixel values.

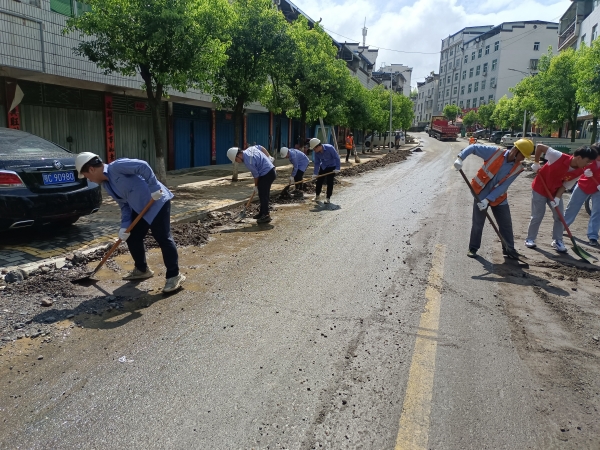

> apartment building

[
  {"left": 413, "top": 72, "right": 439, "bottom": 126},
  {"left": 558, "top": 0, "right": 599, "bottom": 51},
  {"left": 437, "top": 21, "right": 558, "bottom": 112}
]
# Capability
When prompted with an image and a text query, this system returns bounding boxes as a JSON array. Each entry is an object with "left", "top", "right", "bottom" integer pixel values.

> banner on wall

[{"left": 104, "top": 94, "right": 116, "bottom": 162}]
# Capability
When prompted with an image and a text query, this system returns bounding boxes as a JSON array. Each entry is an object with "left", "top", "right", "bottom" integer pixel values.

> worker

[
  {"left": 227, "top": 145, "right": 276, "bottom": 223},
  {"left": 563, "top": 144, "right": 600, "bottom": 247},
  {"left": 309, "top": 138, "right": 341, "bottom": 204},
  {"left": 394, "top": 131, "right": 401, "bottom": 149},
  {"left": 75, "top": 153, "right": 185, "bottom": 293},
  {"left": 469, "top": 135, "right": 477, "bottom": 145},
  {"left": 345, "top": 132, "right": 354, "bottom": 162},
  {"left": 453, "top": 139, "right": 534, "bottom": 258},
  {"left": 281, "top": 146, "right": 310, "bottom": 197},
  {"left": 526, "top": 144, "right": 598, "bottom": 252}
]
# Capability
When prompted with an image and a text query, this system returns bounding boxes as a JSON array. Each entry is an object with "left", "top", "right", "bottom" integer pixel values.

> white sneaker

[
  {"left": 552, "top": 240, "right": 568, "bottom": 253},
  {"left": 163, "top": 273, "right": 186, "bottom": 293},
  {"left": 524, "top": 239, "right": 536, "bottom": 248},
  {"left": 122, "top": 267, "right": 154, "bottom": 280},
  {"left": 312, "top": 195, "right": 321, "bottom": 202},
  {"left": 324, "top": 198, "right": 331, "bottom": 204}
]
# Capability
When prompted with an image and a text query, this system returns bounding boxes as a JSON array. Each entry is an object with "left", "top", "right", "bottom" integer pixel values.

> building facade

[{"left": 413, "top": 72, "right": 439, "bottom": 126}]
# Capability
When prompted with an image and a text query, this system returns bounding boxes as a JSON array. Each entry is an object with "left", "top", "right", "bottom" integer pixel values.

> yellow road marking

[{"left": 395, "top": 244, "right": 446, "bottom": 450}]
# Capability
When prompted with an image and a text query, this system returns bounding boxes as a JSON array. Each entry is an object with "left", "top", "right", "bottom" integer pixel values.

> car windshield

[{"left": 0, "top": 129, "right": 72, "bottom": 160}]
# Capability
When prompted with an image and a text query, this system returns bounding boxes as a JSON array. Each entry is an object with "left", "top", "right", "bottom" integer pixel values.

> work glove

[
  {"left": 531, "top": 163, "right": 540, "bottom": 173},
  {"left": 269, "top": 156, "right": 275, "bottom": 163},
  {"left": 477, "top": 199, "right": 489, "bottom": 211},
  {"left": 289, "top": 176, "right": 295, "bottom": 184},
  {"left": 253, "top": 186, "right": 259, "bottom": 195},
  {"left": 453, "top": 158, "right": 463, "bottom": 171},
  {"left": 550, "top": 197, "right": 560, "bottom": 208},
  {"left": 334, "top": 169, "right": 340, "bottom": 174},
  {"left": 151, "top": 190, "right": 162, "bottom": 201},
  {"left": 118, "top": 228, "right": 130, "bottom": 242},
  {"left": 584, "top": 168, "right": 593, "bottom": 177}
]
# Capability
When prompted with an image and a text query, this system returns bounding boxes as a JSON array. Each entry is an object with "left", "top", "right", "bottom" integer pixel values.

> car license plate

[{"left": 42, "top": 171, "right": 76, "bottom": 185}]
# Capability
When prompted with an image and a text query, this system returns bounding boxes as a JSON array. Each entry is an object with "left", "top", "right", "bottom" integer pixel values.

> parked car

[
  {"left": 500, "top": 132, "right": 540, "bottom": 148},
  {"left": 473, "top": 129, "right": 489, "bottom": 139},
  {"left": 365, "top": 131, "right": 405, "bottom": 148},
  {"left": 0, "top": 128, "right": 102, "bottom": 231},
  {"left": 489, "top": 130, "right": 511, "bottom": 144}
]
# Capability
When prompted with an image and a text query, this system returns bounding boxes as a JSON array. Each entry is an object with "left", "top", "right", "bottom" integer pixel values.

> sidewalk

[{"left": 0, "top": 147, "right": 404, "bottom": 270}]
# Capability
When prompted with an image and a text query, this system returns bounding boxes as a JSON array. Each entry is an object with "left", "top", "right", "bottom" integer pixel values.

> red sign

[
  {"left": 104, "top": 94, "right": 116, "bottom": 162},
  {"left": 134, "top": 101, "right": 147, "bottom": 112},
  {"left": 7, "top": 105, "right": 20, "bottom": 130},
  {"left": 211, "top": 109, "right": 216, "bottom": 163},
  {"left": 225, "top": 113, "right": 232, "bottom": 120}
]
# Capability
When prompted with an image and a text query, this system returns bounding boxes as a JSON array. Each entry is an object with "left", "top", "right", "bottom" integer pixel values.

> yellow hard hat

[{"left": 514, "top": 138, "right": 534, "bottom": 158}]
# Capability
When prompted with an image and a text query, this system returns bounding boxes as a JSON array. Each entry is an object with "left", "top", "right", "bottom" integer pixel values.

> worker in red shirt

[
  {"left": 563, "top": 144, "right": 600, "bottom": 246},
  {"left": 345, "top": 132, "right": 354, "bottom": 163},
  {"left": 525, "top": 144, "right": 597, "bottom": 252}
]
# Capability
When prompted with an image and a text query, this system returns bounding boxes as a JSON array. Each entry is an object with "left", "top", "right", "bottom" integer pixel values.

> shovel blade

[
  {"left": 70, "top": 272, "right": 97, "bottom": 285},
  {"left": 571, "top": 244, "right": 597, "bottom": 263}
]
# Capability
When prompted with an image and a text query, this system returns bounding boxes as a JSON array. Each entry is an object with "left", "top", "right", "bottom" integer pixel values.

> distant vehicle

[
  {"left": 500, "top": 132, "right": 540, "bottom": 148},
  {"left": 489, "top": 130, "right": 511, "bottom": 144},
  {"left": 365, "top": 131, "right": 405, "bottom": 148},
  {"left": 0, "top": 128, "right": 102, "bottom": 231},
  {"left": 473, "top": 129, "right": 489, "bottom": 139},
  {"left": 427, "top": 115, "right": 459, "bottom": 141}
]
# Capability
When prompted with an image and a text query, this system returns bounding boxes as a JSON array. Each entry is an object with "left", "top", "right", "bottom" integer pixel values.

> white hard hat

[
  {"left": 227, "top": 147, "right": 240, "bottom": 163},
  {"left": 309, "top": 138, "right": 321, "bottom": 150},
  {"left": 280, "top": 147, "right": 289, "bottom": 158},
  {"left": 75, "top": 152, "right": 101, "bottom": 178}
]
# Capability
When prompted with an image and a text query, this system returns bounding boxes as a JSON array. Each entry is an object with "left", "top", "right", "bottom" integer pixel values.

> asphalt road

[{"left": 1, "top": 135, "right": 552, "bottom": 449}]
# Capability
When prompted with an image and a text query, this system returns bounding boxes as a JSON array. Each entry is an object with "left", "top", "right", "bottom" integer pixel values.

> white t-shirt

[{"left": 544, "top": 147, "right": 578, "bottom": 189}]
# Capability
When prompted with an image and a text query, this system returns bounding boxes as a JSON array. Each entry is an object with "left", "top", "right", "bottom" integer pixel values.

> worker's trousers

[
  {"left": 315, "top": 166, "right": 335, "bottom": 199},
  {"left": 469, "top": 200, "right": 515, "bottom": 251},
  {"left": 127, "top": 200, "right": 179, "bottom": 279},
  {"left": 258, "top": 168, "right": 277, "bottom": 216},
  {"left": 526, "top": 190, "right": 564, "bottom": 242},
  {"left": 564, "top": 185, "right": 600, "bottom": 240},
  {"left": 294, "top": 169, "right": 305, "bottom": 191}
]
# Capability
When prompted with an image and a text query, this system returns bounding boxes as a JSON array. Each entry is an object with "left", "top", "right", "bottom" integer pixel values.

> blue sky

[{"left": 298, "top": 0, "right": 571, "bottom": 86}]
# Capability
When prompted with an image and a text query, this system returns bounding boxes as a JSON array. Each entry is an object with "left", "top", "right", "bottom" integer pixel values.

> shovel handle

[
  {"left": 288, "top": 171, "right": 337, "bottom": 187},
  {"left": 245, "top": 190, "right": 256, "bottom": 208},
  {"left": 535, "top": 174, "right": 574, "bottom": 239},
  {"left": 90, "top": 198, "right": 155, "bottom": 276}
]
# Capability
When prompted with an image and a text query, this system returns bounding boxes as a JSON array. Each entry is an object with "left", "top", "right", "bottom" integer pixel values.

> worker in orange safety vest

[
  {"left": 453, "top": 139, "right": 534, "bottom": 258},
  {"left": 345, "top": 132, "right": 354, "bottom": 163}
]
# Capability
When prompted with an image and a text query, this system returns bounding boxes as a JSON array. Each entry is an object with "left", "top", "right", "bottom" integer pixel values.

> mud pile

[{"left": 342, "top": 150, "right": 412, "bottom": 177}]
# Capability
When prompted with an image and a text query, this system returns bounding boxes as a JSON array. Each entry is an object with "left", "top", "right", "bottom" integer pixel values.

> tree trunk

[
  {"left": 232, "top": 99, "right": 245, "bottom": 182},
  {"left": 361, "top": 128, "right": 366, "bottom": 154},
  {"left": 275, "top": 115, "right": 282, "bottom": 156},
  {"left": 570, "top": 102, "right": 579, "bottom": 143},
  {"left": 139, "top": 69, "right": 167, "bottom": 184},
  {"left": 592, "top": 116, "right": 598, "bottom": 145},
  {"left": 354, "top": 128, "right": 360, "bottom": 163},
  {"left": 300, "top": 107, "right": 307, "bottom": 154}
]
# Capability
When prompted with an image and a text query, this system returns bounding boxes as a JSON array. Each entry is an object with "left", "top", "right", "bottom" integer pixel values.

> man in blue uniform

[
  {"left": 75, "top": 152, "right": 185, "bottom": 293},
  {"left": 309, "top": 138, "right": 341, "bottom": 204},
  {"left": 227, "top": 145, "right": 276, "bottom": 223},
  {"left": 280, "top": 146, "right": 310, "bottom": 197}
]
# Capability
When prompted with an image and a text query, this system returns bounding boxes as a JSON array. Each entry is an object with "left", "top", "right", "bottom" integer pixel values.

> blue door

[
  {"left": 246, "top": 113, "right": 269, "bottom": 148},
  {"left": 274, "top": 115, "right": 289, "bottom": 149},
  {"left": 174, "top": 119, "right": 192, "bottom": 170},
  {"left": 216, "top": 111, "right": 236, "bottom": 165},
  {"left": 193, "top": 119, "right": 211, "bottom": 167}
]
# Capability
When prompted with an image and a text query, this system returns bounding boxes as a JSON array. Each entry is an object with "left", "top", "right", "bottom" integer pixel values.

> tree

[
  {"left": 462, "top": 110, "right": 478, "bottom": 129},
  {"left": 212, "top": 0, "right": 289, "bottom": 180},
  {"left": 477, "top": 100, "right": 496, "bottom": 132},
  {"left": 576, "top": 40, "right": 600, "bottom": 143},
  {"left": 491, "top": 96, "right": 527, "bottom": 131},
  {"left": 442, "top": 104, "right": 461, "bottom": 123},
  {"left": 392, "top": 93, "right": 415, "bottom": 131},
  {"left": 285, "top": 17, "right": 349, "bottom": 145},
  {"left": 67, "top": 0, "right": 231, "bottom": 182}
]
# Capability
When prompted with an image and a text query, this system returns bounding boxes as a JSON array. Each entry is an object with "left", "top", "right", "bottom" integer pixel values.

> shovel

[
  {"left": 235, "top": 190, "right": 256, "bottom": 223},
  {"left": 459, "top": 169, "right": 526, "bottom": 261},
  {"left": 537, "top": 174, "right": 596, "bottom": 263},
  {"left": 72, "top": 199, "right": 155, "bottom": 284},
  {"left": 281, "top": 171, "right": 338, "bottom": 196}
]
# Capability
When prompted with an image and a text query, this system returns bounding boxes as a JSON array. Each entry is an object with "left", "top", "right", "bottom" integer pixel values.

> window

[
  {"left": 581, "top": 34, "right": 587, "bottom": 46},
  {"left": 476, "top": 65, "right": 481, "bottom": 76},
  {"left": 489, "top": 95, "right": 494, "bottom": 102},
  {"left": 474, "top": 82, "right": 479, "bottom": 92},
  {"left": 494, "top": 41, "right": 499, "bottom": 51},
  {"left": 447, "top": 76, "right": 451, "bottom": 83},
  {"left": 533, "top": 42, "right": 540, "bottom": 51},
  {"left": 492, "top": 59, "right": 497, "bottom": 70},
  {"left": 453, "top": 86, "right": 457, "bottom": 94},
  {"left": 480, "top": 96, "right": 484, "bottom": 104},
  {"left": 464, "top": 55, "right": 468, "bottom": 63},
  {"left": 461, "top": 86, "right": 465, "bottom": 95},
  {"left": 483, "top": 62, "right": 488, "bottom": 73},
  {"left": 473, "top": 98, "right": 477, "bottom": 108},
  {"left": 452, "top": 100, "right": 456, "bottom": 105},
  {"left": 592, "top": 25, "right": 598, "bottom": 41},
  {"left": 478, "top": 49, "right": 482, "bottom": 58},
  {"left": 471, "top": 51, "right": 475, "bottom": 60},
  {"left": 456, "top": 59, "right": 460, "bottom": 67},
  {"left": 462, "top": 70, "right": 466, "bottom": 80},
  {"left": 490, "top": 77, "right": 496, "bottom": 87},
  {"left": 530, "top": 59, "right": 539, "bottom": 71},
  {"left": 459, "top": 100, "right": 464, "bottom": 107},
  {"left": 481, "top": 80, "right": 486, "bottom": 90},
  {"left": 450, "top": 49, "right": 454, "bottom": 56},
  {"left": 485, "top": 45, "right": 490, "bottom": 55},
  {"left": 468, "top": 84, "right": 472, "bottom": 93},
  {"left": 446, "top": 89, "right": 450, "bottom": 96},
  {"left": 466, "top": 99, "right": 471, "bottom": 108},
  {"left": 454, "top": 73, "right": 459, "bottom": 81},
  {"left": 50, "top": 0, "right": 90, "bottom": 16},
  {"left": 469, "top": 68, "right": 474, "bottom": 78},
  {"left": 449, "top": 62, "right": 452, "bottom": 69}
]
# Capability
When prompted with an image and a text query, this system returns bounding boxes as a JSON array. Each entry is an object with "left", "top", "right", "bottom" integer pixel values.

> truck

[{"left": 427, "top": 115, "right": 459, "bottom": 141}]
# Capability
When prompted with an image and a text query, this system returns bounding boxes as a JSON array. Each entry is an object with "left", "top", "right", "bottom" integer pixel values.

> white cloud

[{"left": 297, "top": 0, "right": 570, "bottom": 85}]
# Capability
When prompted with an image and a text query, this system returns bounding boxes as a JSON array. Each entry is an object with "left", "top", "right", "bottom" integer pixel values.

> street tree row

[{"left": 66, "top": 0, "right": 413, "bottom": 181}]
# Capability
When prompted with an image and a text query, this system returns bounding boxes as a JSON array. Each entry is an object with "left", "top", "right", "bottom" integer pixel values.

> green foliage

[
  {"left": 491, "top": 95, "right": 526, "bottom": 131},
  {"left": 442, "top": 104, "right": 461, "bottom": 123},
  {"left": 462, "top": 110, "right": 478, "bottom": 129},
  {"left": 392, "top": 93, "right": 414, "bottom": 131},
  {"left": 477, "top": 100, "right": 496, "bottom": 129},
  {"left": 576, "top": 40, "right": 600, "bottom": 143}
]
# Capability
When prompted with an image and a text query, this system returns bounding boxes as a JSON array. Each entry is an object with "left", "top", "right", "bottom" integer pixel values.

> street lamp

[
  {"left": 381, "top": 64, "right": 411, "bottom": 150},
  {"left": 508, "top": 68, "right": 531, "bottom": 136}
]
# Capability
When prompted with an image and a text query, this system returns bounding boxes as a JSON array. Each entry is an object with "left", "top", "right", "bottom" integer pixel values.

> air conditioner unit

[
  {"left": 490, "top": 81, "right": 496, "bottom": 88},
  {"left": 482, "top": 71, "right": 487, "bottom": 76}
]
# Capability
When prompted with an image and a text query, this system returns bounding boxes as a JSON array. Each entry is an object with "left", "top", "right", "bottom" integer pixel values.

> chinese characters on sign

[
  {"left": 104, "top": 94, "right": 116, "bottom": 162},
  {"left": 7, "top": 106, "right": 20, "bottom": 130}
]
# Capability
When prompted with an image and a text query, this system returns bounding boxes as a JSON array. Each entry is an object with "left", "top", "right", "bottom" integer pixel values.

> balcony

[{"left": 558, "top": 20, "right": 577, "bottom": 50}]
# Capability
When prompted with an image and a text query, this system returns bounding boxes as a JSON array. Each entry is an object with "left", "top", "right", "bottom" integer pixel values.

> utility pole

[{"left": 389, "top": 65, "right": 393, "bottom": 151}]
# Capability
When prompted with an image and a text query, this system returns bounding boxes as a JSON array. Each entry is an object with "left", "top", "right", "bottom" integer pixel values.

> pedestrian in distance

[
  {"left": 280, "top": 146, "right": 310, "bottom": 197},
  {"left": 227, "top": 145, "right": 276, "bottom": 224},
  {"left": 454, "top": 139, "right": 533, "bottom": 259},
  {"left": 563, "top": 144, "right": 600, "bottom": 246},
  {"left": 469, "top": 135, "right": 477, "bottom": 145},
  {"left": 345, "top": 132, "right": 355, "bottom": 162},
  {"left": 75, "top": 153, "right": 185, "bottom": 293},
  {"left": 394, "top": 131, "right": 401, "bottom": 149},
  {"left": 525, "top": 144, "right": 598, "bottom": 252},
  {"left": 309, "top": 138, "right": 341, "bottom": 204}
]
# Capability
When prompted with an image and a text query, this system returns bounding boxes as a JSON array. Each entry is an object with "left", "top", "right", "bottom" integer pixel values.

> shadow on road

[{"left": 310, "top": 203, "right": 342, "bottom": 212}]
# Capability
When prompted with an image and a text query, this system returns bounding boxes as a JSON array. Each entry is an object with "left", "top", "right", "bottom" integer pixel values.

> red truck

[{"left": 427, "top": 115, "right": 460, "bottom": 141}]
